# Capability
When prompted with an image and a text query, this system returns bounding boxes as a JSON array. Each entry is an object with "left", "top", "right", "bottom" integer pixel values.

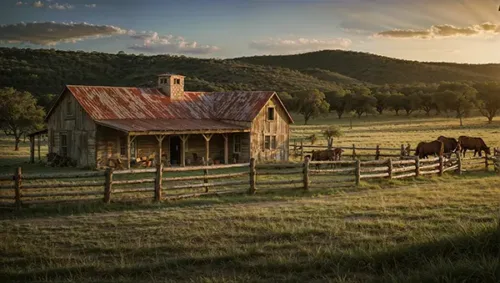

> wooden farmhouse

[{"left": 44, "top": 74, "right": 293, "bottom": 168}]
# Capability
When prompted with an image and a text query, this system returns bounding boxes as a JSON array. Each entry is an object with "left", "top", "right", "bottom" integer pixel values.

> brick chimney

[{"left": 157, "top": 74, "right": 185, "bottom": 100}]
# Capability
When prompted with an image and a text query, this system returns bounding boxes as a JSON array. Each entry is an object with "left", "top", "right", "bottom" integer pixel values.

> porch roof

[{"left": 95, "top": 119, "right": 250, "bottom": 135}]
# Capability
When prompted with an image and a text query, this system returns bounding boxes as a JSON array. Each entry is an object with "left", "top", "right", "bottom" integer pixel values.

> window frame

[
  {"left": 264, "top": 136, "right": 271, "bottom": 150},
  {"left": 263, "top": 135, "right": 277, "bottom": 150},
  {"left": 271, "top": 136, "right": 276, "bottom": 149},
  {"left": 119, "top": 136, "right": 127, "bottom": 157},
  {"left": 267, "top": 107, "right": 275, "bottom": 121}
]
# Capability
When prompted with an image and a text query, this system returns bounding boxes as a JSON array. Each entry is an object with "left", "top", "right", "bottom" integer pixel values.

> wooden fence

[
  {"left": 1, "top": 154, "right": 498, "bottom": 208},
  {"left": 290, "top": 140, "right": 412, "bottom": 160}
]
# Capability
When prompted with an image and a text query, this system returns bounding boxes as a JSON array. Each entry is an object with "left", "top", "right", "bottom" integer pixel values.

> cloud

[
  {"left": 48, "top": 3, "right": 74, "bottom": 10},
  {"left": 28, "top": 1, "right": 73, "bottom": 10},
  {"left": 249, "top": 37, "right": 352, "bottom": 53},
  {"left": 128, "top": 31, "right": 219, "bottom": 55},
  {"left": 32, "top": 0, "right": 43, "bottom": 8},
  {"left": 16, "top": 1, "right": 25, "bottom": 5},
  {"left": 375, "top": 22, "right": 500, "bottom": 39},
  {"left": 0, "top": 22, "right": 127, "bottom": 45},
  {"left": 85, "top": 4, "right": 96, "bottom": 8}
]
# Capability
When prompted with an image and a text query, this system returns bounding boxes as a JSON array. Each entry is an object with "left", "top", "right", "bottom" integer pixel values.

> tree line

[{"left": 279, "top": 82, "right": 500, "bottom": 125}]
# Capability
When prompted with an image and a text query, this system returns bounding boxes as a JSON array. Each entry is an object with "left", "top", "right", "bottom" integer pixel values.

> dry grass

[
  {"left": 0, "top": 113, "right": 499, "bottom": 282},
  {"left": 1, "top": 173, "right": 499, "bottom": 282}
]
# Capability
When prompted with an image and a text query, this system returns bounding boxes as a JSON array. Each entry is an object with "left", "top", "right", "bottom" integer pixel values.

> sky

[{"left": 1, "top": 0, "right": 500, "bottom": 63}]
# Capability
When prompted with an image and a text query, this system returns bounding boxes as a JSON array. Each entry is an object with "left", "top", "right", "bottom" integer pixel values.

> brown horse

[
  {"left": 415, "top": 140, "right": 444, "bottom": 159},
  {"left": 458, "top": 136, "right": 490, "bottom": 157}
]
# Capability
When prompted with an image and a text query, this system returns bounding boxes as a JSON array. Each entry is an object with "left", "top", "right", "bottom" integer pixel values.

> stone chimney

[{"left": 157, "top": 74, "right": 185, "bottom": 100}]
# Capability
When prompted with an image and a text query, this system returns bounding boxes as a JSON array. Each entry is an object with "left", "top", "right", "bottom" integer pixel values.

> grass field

[{"left": 1, "top": 113, "right": 499, "bottom": 282}]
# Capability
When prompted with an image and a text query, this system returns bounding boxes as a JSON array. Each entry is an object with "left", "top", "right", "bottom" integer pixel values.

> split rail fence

[
  {"left": 291, "top": 140, "right": 414, "bottom": 160},
  {"left": 1, "top": 154, "right": 498, "bottom": 208}
]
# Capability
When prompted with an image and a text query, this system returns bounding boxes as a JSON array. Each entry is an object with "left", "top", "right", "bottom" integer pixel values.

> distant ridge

[
  {"left": 1, "top": 47, "right": 499, "bottom": 100},
  {"left": 234, "top": 50, "right": 500, "bottom": 84}
]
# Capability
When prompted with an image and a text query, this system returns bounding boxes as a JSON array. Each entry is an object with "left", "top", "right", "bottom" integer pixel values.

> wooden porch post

[
  {"left": 155, "top": 135, "right": 166, "bottom": 166},
  {"left": 126, "top": 134, "right": 131, "bottom": 169},
  {"left": 37, "top": 135, "right": 41, "bottom": 161},
  {"left": 179, "top": 135, "right": 189, "bottom": 167},
  {"left": 222, "top": 133, "right": 229, "bottom": 164},
  {"left": 202, "top": 134, "right": 213, "bottom": 165},
  {"left": 29, "top": 136, "right": 35, "bottom": 163}
]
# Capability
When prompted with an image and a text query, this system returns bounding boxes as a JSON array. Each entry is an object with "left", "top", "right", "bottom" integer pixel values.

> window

[
  {"left": 66, "top": 99, "right": 73, "bottom": 116},
  {"left": 60, "top": 133, "right": 68, "bottom": 156},
  {"left": 120, "top": 137, "right": 126, "bottom": 156},
  {"left": 264, "top": 135, "right": 276, "bottom": 150},
  {"left": 233, "top": 135, "right": 241, "bottom": 153},
  {"left": 267, "top": 107, "right": 275, "bottom": 121},
  {"left": 174, "top": 78, "right": 181, "bottom": 85}
]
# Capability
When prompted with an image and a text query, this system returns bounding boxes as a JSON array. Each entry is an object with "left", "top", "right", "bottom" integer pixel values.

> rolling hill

[
  {"left": 1, "top": 47, "right": 500, "bottom": 102},
  {"left": 235, "top": 50, "right": 500, "bottom": 85}
]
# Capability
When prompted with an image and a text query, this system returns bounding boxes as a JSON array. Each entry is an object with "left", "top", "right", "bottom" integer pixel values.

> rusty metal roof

[
  {"left": 95, "top": 119, "right": 249, "bottom": 133},
  {"left": 45, "top": 85, "right": 293, "bottom": 132}
]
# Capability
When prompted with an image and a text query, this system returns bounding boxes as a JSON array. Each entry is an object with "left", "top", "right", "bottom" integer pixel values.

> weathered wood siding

[
  {"left": 250, "top": 96, "right": 290, "bottom": 161},
  {"left": 47, "top": 90, "right": 96, "bottom": 167}
]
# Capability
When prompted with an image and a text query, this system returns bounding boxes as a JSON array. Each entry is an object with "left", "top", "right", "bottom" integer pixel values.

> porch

[{"left": 95, "top": 119, "right": 251, "bottom": 169}]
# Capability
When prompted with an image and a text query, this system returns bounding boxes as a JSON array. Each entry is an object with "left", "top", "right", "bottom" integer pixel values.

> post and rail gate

[{"left": 0, "top": 153, "right": 498, "bottom": 208}]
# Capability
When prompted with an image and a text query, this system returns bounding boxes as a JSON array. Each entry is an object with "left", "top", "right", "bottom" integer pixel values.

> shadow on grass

[
  {"left": 1, "top": 224, "right": 498, "bottom": 282},
  {"left": 0, "top": 186, "right": 349, "bottom": 220}
]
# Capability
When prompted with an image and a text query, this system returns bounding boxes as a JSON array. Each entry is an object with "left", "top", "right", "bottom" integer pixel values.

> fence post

[
  {"left": 355, "top": 159, "right": 361, "bottom": 186},
  {"left": 155, "top": 163, "right": 163, "bottom": 201},
  {"left": 352, "top": 144, "right": 356, "bottom": 160},
  {"left": 303, "top": 157, "right": 310, "bottom": 191},
  {"left": 438, "top": 156, "right": 444, "bottom": 176},
  {"left": 104, "top": 168, "right": 113, "bottom": 204},
  {"left": 400, "top": 144, "right": 405, "bottom": 157},
  {"left": 387, "top": 158, "right": 393, "bottom": 179},
  {"left": 415, "top": 156, "right": 420, "bottom": 177},
  {"left": 375, "top": 144, "right": 380, "bottom": 160},
  {"left": 495, "top": 157, "right": 500, "bottom": 174},
  {"left": 14, "top": 167, "right": 21, "bottom": 209},
  {"left": 456, "top": 152, "right": 462, "bottom": 175},
  {"left": 249, "top": 158, "right": 256, "bottom": 194},
  {"left": 203, "top": 168, "right": 209, "bottom": 193},
  {"left": 300, "top": 140, "right": 304, "bottom": 159},
  {"left": 484, "top": 154, "right": 489, "bottom": 172}
]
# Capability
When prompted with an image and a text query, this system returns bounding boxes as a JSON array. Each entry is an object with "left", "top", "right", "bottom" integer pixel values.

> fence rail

[{"left": 1, "top": 153, "right": 498, "bottom": 208}]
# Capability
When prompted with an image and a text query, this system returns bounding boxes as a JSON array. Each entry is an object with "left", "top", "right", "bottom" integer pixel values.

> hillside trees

[
  {"left": 0, "top": 88, "right": 45, "bottom": 150},
  {"left": 325, "top": 87, "right": 350, "bottom": 119},
  {"left": 435, "top": 83, "right": 477, "bottom": 126},
  {"left": 387, "top": 93, "right": 405, "bottom": 115},
  {"left": 349, "top": 86, "right": 376, "bottom": 118},
  {"left": 294, "top": 89, "right": 330, "bottom": 124},
  {"left": 402, "top": 93, "right": 422, "bottom": 116},
  {"left": 474, "top": 82, "right": 500, "bottom": 123},
  {"left": 373, "top": 91, "right": 391, "bottom": 115}
]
